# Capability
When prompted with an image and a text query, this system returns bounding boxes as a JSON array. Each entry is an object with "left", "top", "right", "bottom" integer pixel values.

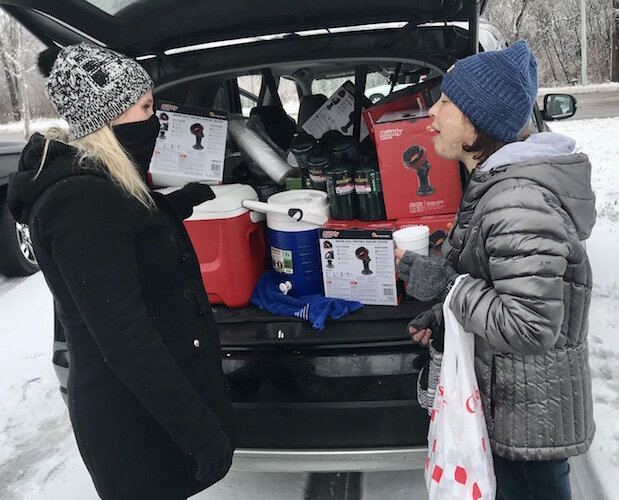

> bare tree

[
  {"left": 1, "top": 23, "right": 36, "bottom": 137},
  {"left": 0, "top": 15, "right": 21, "bottom": 121},
  {"left": 0, "top": 11, "right": 54, "bottom": 135},
  {"left": 514, "top": 0, "right": 531, "bottom": 40},
  {"left": 613, "top": 0, "right": 619, "bottom": 81},
  {"left": 485, "top": 0, "right": 612, "bottom": 86}
]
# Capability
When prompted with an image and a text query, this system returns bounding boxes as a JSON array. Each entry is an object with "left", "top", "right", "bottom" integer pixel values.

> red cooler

[{"left": 183, "top": 184, "right": 267, "bottom": 308}]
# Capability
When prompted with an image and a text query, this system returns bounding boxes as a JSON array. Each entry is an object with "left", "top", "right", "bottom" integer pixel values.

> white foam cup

[{"left": 392, "top": 225, "right": 430, "bottom": 256}]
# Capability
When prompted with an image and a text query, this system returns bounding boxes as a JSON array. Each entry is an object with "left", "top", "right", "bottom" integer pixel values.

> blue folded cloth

[{"left": 250, "top": 271, "right": 363, "bottom": 331}]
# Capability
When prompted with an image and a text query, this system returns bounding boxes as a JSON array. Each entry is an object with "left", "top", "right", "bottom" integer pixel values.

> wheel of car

[
  {"left": 0, "top": 196, "right": 39, "bottom": 277},
  {"left": 369, "top": 93, "right": 384, "bottom": 104}
]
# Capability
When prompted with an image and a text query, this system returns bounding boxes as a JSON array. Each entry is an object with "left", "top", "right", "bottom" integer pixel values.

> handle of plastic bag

[{"left": 440, "top": 275, "right": 475, "bottom": 400}]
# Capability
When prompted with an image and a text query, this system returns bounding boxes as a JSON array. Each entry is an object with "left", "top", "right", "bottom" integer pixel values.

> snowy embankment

[
  {"left": 551, "top": 117, "right": 619, "bottom": 499},
  {"left": 0, "top": 118, "right": 67, "bottom": 137},
  {"left": 538, "top": 82, "right": 619, "bottom": 95}
]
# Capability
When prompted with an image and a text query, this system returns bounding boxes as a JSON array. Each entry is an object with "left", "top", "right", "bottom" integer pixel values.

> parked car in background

[
  {"left": 365, "top": 83, "right": 412, "bottom": 104},
  {"left": 0, "top": 0, "right": 577, "bottom": 474}
]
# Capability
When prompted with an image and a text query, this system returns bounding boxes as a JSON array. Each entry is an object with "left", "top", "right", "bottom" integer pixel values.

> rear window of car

[{"left": 82, "top": 0, "right": 174, "bottom": 16}]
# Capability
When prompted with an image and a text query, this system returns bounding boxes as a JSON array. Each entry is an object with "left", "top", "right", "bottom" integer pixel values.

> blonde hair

[{"left": 37, "top": 125, "right": 155, "bottom": 209}]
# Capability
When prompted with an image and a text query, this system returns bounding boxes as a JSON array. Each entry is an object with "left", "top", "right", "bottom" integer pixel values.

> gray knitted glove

[
  {"left": 408, "top": 303, "right": 444, "bottom": 352},
  {"left": 396, "top": 251, "right": 458, "bottom": 302}
]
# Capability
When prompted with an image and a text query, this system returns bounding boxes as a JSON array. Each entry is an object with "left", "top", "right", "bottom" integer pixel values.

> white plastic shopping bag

[{"left": 424, "top": 275, "right": 496, "bottom": 500}]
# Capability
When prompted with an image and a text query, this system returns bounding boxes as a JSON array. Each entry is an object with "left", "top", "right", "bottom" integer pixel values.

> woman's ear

[{"left": 463, "top": 116, "right": 478, "bottom": 147}]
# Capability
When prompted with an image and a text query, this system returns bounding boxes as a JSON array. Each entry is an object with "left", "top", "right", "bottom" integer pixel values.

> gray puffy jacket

[{"left": 442, "top": 132, "right": 596, "bottom": 461}]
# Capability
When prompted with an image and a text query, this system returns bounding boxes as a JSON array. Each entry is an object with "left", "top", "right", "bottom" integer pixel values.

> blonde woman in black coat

[{"left": 8, "top": 44, "right": 235, "bottom": 500}]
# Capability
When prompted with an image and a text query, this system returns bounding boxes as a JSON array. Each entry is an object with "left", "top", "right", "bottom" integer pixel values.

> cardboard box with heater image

[
  {"left": 374, "top": 108, "right": 463, "bottom": 220},
  {"left": 302, "top": 80, "right": 372, "bottom": 142},
  {"left": 319, "top": 220, "right": 401, "bottom": 306}
]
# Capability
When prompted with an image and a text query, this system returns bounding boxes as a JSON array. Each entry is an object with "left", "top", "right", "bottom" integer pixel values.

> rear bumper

[{"left": 231, "top": 447, "right": 428, "bottom": 472}]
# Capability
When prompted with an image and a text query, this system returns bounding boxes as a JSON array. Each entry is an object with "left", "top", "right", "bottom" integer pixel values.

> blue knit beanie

[{"left": 440, "top": 40, "right": 538, "bottom": 143}]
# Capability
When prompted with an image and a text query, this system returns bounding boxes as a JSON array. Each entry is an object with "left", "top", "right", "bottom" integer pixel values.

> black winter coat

[{"left": 8, "top": 134, "right": 236, "bottom": 500}]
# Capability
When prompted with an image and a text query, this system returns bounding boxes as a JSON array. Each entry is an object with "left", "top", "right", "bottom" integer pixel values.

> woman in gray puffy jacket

[{"left": 395, "top": 40, "right": 596, "bottom": 500}]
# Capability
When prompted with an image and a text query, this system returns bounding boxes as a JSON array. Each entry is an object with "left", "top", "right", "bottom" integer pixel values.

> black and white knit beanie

[{"left": 39, "top": 43, "right": 153, "bottom": 140}]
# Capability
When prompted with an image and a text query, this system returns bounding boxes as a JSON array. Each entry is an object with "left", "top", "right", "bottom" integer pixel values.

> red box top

[
  {"left": 321, "top": 219, "right": 396, "bottom": 230},
  {"left": 377, "top": 108, "right": 430, "bottom": 124}
]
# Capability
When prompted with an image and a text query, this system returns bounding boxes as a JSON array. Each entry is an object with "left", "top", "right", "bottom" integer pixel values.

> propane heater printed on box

[
  {"left": 355, "top": 246, "right": 373, "bottom": 275},
  {"left": 402, "top": 145, "right": 435, "bottom": 196},
  {"left": 190, "top": 123, "right": 205, "bottom": 150},
  {"left": 158, "top": 112, "right": 169, "bottom": 139}
]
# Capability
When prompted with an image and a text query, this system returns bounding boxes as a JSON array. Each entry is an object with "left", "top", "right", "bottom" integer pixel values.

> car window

[
  {"left": 157, "top": 81, "right": 227, "bottom": 111},
  {"left": 237, "top": 75, "right": 261, "bottom": 96},
  {"left": 82, "top": 0, "right": 136, "bottom": 15},
  {"left": 365, "top": 71, "right": 411, "bottom": 104},
  {"left": 311, "top": 66, "right": 427, "bottom": 104},
  {"left": 237, "top": 75, "right": 261, "bottom": 116},
  {"left": 312, "top": 76, "right": 352, "bottom": 96},
  {"left": 239, "top": 93, "right": 257, "bottom": 118},
  {"left": 278, "top": 77, "right": 300, "bottom": 122},
  {"left": 311, "top": 73, "right": 394, "bottom": 98}
]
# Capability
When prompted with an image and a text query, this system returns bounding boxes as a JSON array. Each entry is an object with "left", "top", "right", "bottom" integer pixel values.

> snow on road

[{"left": 1, "top": 117, "right": 618, "bottom": 499}]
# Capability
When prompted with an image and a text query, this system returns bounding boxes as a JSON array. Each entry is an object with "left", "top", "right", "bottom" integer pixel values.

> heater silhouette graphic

[
  {"left": 326, "top": 98, "right": 340, "bottom": 111},
  {"left": 341, "top": 111, "right": 355, "bottom": 133},
  {"left": 326, "top": 89, "right": 346, "bottom": 111},
  {"left": 158, "top": 112, "right": 169, "bottom": 139},
  {"left": 190, "top": 123, "right": 205, "bottom": 150},
  {"left": 355, "top": 246, "right": 372, "bottom": 275},
  {"left": 325, "top": 250, "right": 334, "bottom": 268},
  {"left": 402, "top": 145, "right": 435, "bottom": 196}
]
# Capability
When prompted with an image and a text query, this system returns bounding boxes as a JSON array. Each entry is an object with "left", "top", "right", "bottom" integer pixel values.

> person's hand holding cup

[
  {"left": 393, "top": 225, "right": 432, "bottom": 344},
  {"left": 393, "top": 225, "right": 430, "bottom": 263}
]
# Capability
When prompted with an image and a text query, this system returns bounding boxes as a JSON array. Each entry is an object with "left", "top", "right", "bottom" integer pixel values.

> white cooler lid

[
  {"left": 157, "top": 184, "right": 258, "bottom": 221},
  {"left": 265, "top": 189, "right": 329, "bottom": 232},
  {"left": 267, "top": 189, "right": 328, "bottom": 212}
]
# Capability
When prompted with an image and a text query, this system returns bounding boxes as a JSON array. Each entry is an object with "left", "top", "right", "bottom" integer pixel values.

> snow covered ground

[
  {"left": 550, "top": 117, "right": 619, "bottom": 499},
  {"left": 1, "top": 116, "right": 618, "bottom": 499}
]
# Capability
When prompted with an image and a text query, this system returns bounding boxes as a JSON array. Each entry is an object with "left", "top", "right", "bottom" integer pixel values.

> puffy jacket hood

[
  {"left": 8, "top": 132, "right": 106, "bottom": 224},
  {"left": 468, "top": 132, "right": 596, "bottom": 240},
  {"left": 478, "top": 132, "right": 576, "bottom": 172}
]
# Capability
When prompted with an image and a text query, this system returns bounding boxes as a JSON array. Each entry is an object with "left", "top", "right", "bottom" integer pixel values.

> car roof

[{"left": 0, "top": 0, "right": 486, "bottom": 57}]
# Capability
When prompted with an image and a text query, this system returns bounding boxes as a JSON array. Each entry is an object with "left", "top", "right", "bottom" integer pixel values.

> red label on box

[
  {"left": 321, "top": 219, "right": 396, "bottom": 231},
  {"left": 374, "top": 109, "right": 462, "bottom": 219}
]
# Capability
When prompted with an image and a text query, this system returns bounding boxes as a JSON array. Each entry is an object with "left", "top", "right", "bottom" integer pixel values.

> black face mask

[{"left": 113, "top": 113, "right": 160, "bottom": 183}]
